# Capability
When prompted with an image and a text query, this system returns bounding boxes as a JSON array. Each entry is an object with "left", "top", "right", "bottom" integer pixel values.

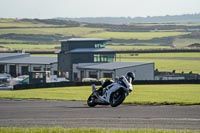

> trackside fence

[{"left": 13, "top": 80, "right": 200, "bottom": 90}]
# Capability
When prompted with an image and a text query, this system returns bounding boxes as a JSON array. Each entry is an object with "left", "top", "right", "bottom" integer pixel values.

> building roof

[
  {"left": 78, "top": 62, "right": 153, "bottom": 70},
  {"left": 60, "top": 38, "right": 110, "bottom": 42},
  {"left": 0, "top": 56, "right": 57, "bottom": 65},
  {"left": 0, "top": 53, "right": 29, "bottom": 61},
  {"left": 67, "top": 48, "right": 115, "bottom": 53}
]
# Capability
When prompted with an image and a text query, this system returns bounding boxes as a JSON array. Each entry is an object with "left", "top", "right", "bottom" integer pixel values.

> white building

[
  {"left": 73, "top": 62, "right": 154, "bottom": 81},
  {"left": 0, "top": 53, "right": 57, "bottom": 77}
]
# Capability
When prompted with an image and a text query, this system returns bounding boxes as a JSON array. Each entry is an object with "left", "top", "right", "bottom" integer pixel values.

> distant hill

[{"left": 58, "top": 14, "right": 200, "bottom": 24}]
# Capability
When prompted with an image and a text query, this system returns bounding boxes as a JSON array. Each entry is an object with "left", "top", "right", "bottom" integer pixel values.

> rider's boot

[{"left": 92, "top": 84, "right": 96, "bottom": 93}]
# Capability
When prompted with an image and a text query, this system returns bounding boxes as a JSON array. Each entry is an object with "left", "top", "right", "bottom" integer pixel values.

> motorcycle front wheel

[
  {"left": 87, "top": 94, "right": 97, "bottom": 107},
  {"left": 110, "top": 89, "right": 126, "bottom": 107}
]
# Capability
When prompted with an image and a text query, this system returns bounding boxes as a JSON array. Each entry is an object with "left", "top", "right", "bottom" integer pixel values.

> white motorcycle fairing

[
  {"left": 99, "top": 82, "right": 122, "bottom": 103},
  {"left": 87, "top": 76, "right": 133, "bottom": 107}
]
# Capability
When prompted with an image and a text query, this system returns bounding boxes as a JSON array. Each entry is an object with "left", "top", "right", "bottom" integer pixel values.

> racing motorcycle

[{"left": 87, "top": 72, "right": 135, "bottom": 107}]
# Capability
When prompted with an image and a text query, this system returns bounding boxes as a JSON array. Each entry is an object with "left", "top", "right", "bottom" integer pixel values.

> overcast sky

[{"left": 0, "top": 0, "right": 200, "bottom": 18}]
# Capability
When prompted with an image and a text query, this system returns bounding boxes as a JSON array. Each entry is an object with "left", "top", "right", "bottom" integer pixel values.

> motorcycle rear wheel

[{"left": 110, "top": 89, "right": 126, "bottom": 107}]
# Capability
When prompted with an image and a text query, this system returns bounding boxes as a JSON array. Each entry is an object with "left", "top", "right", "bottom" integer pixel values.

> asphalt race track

[{"left": 0, "top": 100, "right": 200, "bottom": 130}]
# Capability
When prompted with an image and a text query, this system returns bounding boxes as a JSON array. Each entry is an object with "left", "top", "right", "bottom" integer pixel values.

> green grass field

[
  {"left": 172, "top": 38, "right": 200, "bottom": 48},
  {"left": 0, "top": 27, "right": 105, "bottom": 36},
  {"left": 0, "top": 44, "right": 59, "bottom": 51},
  {"left": 85, "top": 31, "right": 190, "bottom": 40},
  {"left": 118, "top": 58, "right": 200, "bottom": 74},
  {"left": 120, "top": 52, "right": 200, "bottom": 58},
  {"left": 0, "top": 43, "right": 170, "bottom": 51},
  {"left": 107, "top": 45, "right": 171, "bottom": 50},
  {"left": 115, "top": 52, "right": 200, "bottom": 73},
  {"left": 0, "top": 85, "right": 199, "bottom": 105},
  {"left": 0, "top": 19, "right": 198, "bottom": 48},
  {"left": 0, "top": 18, "right": 57, "bottom": 27},
  {"left": 0, "top": 28, "right": 190, "bottom": 40},
  {"left": 0, "top": 127, "right": 199, "bottom": 133},
  {"left": 126, "top": 84, "right": 200, "bottom": 105},
  {"left": 0, "top": 39, "right": 25, "bottom": 43}
]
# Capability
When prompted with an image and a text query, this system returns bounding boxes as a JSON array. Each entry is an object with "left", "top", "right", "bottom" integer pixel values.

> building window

[
  {"left": 0, "top": 65, "right": 4, "bottom": 73},
  {"left": 32, "top": 73, "right": 43, "bottom": 79},
  {"left": 103, "top": 72, "right": 112, "bottom": 78},
  {"left": 94, "top": 54, "right": 100, "bottom": 62},
  {"left": 88, "top": 71, "right": 97, "bottom": 79},
  {"left": 53, "top": 71, "right": 57, "bottom": 75},
  {"left": 94, "top": 54, "right": 115, "bottom": 63},
  {"left": 44, "top": 68, "right": 51, "bottom": 71},
  {"left": 65, "top": 72, "right": 69, "bottom": 78},
  {"left": 21, "top": 66, "right": 29, "bottom": 75},
  {"left": 33, "top": 66, "right": 42, "bottom": 71},
  {"left": 107, "top": 55, "right": 115, "bottom": 62}
]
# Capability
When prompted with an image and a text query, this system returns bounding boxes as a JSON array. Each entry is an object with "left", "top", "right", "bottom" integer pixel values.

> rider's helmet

[{"left": 125, "top": 72, "right": 135, "bottom": 83}]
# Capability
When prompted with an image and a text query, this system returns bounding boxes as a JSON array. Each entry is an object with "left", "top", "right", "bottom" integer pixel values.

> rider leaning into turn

[{"left": 93, "top": 72, "right": 135, "bottom": 96}]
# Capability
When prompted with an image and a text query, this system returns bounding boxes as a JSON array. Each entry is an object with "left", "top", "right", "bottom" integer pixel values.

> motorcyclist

[
  {"left": 93, "top": 72, "right": 135, "bottom": 96},
  {"left": 125, "top": 71, "right": 135, "bottom": 85}
]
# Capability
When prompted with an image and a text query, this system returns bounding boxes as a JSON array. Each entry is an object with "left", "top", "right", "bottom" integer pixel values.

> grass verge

[
  {"left": 0, "top": 84, "right": 200, "bottom": 105},
  {"left": 0, "top": 127, "right": 199, "bottom": 133}
]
